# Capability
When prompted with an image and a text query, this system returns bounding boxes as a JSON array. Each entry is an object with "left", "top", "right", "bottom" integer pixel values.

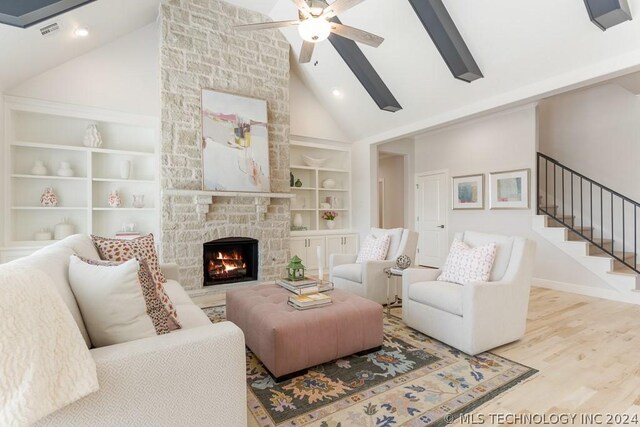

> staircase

[{"left": 533, "top": 153, "right": 640, "bottom": 296}]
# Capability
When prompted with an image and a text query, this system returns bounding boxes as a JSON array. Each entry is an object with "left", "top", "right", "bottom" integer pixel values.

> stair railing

[{"left": 537, "top": 152, "right": 639, "bottom": 274}]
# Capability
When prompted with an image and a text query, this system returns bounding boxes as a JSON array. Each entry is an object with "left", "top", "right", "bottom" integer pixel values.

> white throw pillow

[
  {"left": 437, "top": 239, "right": 497, "bottom": 285},
  {"left": 356, "top": 234, "right": 391, "bottom": 263},
  {"left": 370, "top": 228, "right": 403, "bottom": 259},
  {"left": 68, "top": 256, "right": 156, "bottom": 348}
]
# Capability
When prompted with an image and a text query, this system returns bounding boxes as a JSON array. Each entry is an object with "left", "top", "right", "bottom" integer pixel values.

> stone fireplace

[
  {"left": 203, "top": 237, "right": 258, "bottom": 286},
  {"left": 159, "top": 0, "right": 291, "bottom": 291}
]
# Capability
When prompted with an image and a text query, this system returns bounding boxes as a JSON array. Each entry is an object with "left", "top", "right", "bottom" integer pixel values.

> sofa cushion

[
  {"left": 58, "top": 234, "right": 101, "bottom": 260},
  {"left": 356, "top": 234, "right": 390, "bottom": 263},
  {"left": 332, "top": 263, "right": 363, "bottom": 283},
  {"left": 438, "top": 239, "right": 497, "bottom": 285},
  {"left": 69, "top": 257, "right": 157, "bottom": 347},
  {"left": 173, "top": 304, "right": 211, "bottom": 329},
  {"left": 460, "top": 231, "right": 514, "bottom": 281},
  {"left": 371, "top": 228, "right": 403, "bottom": 260},
  {"left": 408, "top": 281, "right": 463, "bottom": 316}
]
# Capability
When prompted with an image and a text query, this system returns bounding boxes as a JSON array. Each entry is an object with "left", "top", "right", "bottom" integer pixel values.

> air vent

[{"left": 40, "top": 22, "right": 59, "bottom": 37}]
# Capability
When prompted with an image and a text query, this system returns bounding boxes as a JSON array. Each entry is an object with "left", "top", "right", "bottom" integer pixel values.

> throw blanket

[{"left": 0, "top": 264, "right": 99, "bottom": 426}]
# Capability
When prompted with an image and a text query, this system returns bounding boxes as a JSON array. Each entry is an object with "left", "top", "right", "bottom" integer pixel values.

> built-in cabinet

[
  {"left": 290, "top": 234, "right": 359, "bottom": 273},
  {"left": 1, "top": 96, "right": 159, "bottom": 262}
]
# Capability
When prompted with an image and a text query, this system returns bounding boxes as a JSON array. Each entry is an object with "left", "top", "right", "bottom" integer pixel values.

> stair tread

[
  {"left": 609, "top": 266, "right": 639, "bottom": 277},
  {"left": 591, "top": 250, "right": 637, "bottom": 261}
]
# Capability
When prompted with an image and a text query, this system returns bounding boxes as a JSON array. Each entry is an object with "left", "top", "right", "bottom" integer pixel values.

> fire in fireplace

[{"left": 203, "top": 237, "right": 258, "bottom": 286}]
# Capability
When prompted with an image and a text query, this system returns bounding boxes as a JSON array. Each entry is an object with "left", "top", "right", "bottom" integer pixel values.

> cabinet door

[
  {"left": 305, "top": 237, "right": 325, "bottom": 270},
  {"left": 325, "top": 236, "right": 344, "bottom": 264},
  {"left": 343, "top": 234, "right": 359, "bottom": 255},
  {"left": 290, "top": 238, "right": 307, "bottom": 261}
]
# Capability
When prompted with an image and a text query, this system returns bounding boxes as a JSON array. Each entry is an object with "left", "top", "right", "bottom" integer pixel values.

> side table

[{"left": 384, "top": 267, "right": 405, "bottom": 318}]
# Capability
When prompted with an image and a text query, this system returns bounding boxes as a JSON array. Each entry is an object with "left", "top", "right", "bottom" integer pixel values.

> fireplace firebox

[{"left": 203, "top": 237, "right": 258, "bottom": 286}]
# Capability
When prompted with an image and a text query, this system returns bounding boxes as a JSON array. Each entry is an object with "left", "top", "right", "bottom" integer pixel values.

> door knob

[{"left": 437, "top": 225, "right": 445, "bottom": 229}]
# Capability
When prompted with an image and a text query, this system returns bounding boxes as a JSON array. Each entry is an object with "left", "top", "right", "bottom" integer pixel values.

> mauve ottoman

[{"left": 226, "top": 283, "right": 384, "bottom": 380}]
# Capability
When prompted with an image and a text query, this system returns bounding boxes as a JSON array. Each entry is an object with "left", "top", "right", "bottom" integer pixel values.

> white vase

[
  {"left": 83, "top": 124, "right": 103, "bottom": 148},
  {"left": 54, "top": 219, "right": 74, "bottom": 240},
  {"left": 322, "top": 178, "right": 336, "bottom": 189},
  {"left": 132, "top": 194, "right": 145, "bottom": 208},
  {"left": 293, "top": 213, "right": 303, "bottom": 228},
  {"left": 31, "top": 160, "right": 47, "bottom": 176},
  {"left": 34, "top": 228, "right": 52, "bottom": 241},
  {"left": 57, "top": 161, "right": 74, "bottom": 177},
  {"left": 325, "top": 220, "right": 335, "bottom": 230},
  {"left": 108, "top": 190, "right": 121, "bottom": 208},
  {"left": 120, "top": 160, "right": 131, "bottom": 179}
]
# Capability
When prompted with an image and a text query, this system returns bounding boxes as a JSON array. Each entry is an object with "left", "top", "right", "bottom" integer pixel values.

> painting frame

[
  {"left": 489, "top": 168, "right": 530, "bottom": 210},
  {"left": 201, "top": 88, "right": 270, "bottom": 193},
  {"left": 452, "top": 174, "right": 484, "bottom": 210}
]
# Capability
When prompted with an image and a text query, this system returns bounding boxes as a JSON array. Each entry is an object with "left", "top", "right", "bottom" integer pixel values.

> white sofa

[
  {"left": 330, "top": 228, "right": 418, "bottom": 305},
  {"left": 402, "top": 231, "right": 535, "bottom": 355},
  {"left": 5, "top": 235, "right": 247, "bottom": 427}
]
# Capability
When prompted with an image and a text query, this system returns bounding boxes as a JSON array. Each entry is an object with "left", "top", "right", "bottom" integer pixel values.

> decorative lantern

[{"left": 287, "top": 255, "right": 306, "bottom": 281}]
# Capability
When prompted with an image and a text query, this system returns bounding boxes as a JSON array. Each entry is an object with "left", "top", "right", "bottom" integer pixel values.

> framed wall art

[
  {"left": 489, "top": 169, "right": 530, "bottom": 209},
  {"left": 452, "top": 174, "right": 484, "bottom": 210},
  {"left": 201, "top": 89, "right": 270, "bottom": 192}
]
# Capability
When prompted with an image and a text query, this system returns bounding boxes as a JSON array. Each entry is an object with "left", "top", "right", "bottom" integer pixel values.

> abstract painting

[
  {"left": 489, "top": 169, "right": 530, "bottom": 209},
  {"left": 201, "top": 90, "right": 270, "bottom": 192},
  {"left": 452, "top": 174, "right": 484, "bottom": 209}
]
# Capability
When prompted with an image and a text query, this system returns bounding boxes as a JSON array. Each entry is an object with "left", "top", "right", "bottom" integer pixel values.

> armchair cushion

[
  {"left": 438, "top": 239, "right": 497, "bottom": 285},
  {"left": 332, "top": 263, "right": 362, "bottom": 283},
  {"left": 356, "top": 234, "right": 391, "bottom": 263},
  {"left": 408, "top": 281, "right": 463, "bottom": 316},
  {"left": 458, "top": 231, "right": 514, "bottom": 281},
  {"left": 370, "top": 227, "right": 403, "bottom": 260}
]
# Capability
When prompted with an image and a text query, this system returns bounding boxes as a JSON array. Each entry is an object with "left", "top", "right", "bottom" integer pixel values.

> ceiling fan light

[{"left": 298, "top": 17, "right": 331, "bottom": 43}]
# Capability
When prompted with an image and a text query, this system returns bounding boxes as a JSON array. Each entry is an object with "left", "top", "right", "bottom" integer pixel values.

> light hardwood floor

[{"left": 197, "top": 287, "right": 640, "bottom": 426}]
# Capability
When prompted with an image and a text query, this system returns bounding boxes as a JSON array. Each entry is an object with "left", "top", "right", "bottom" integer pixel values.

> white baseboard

[{"left": 532, "top": 278, "right": 640, "bottom": 305}]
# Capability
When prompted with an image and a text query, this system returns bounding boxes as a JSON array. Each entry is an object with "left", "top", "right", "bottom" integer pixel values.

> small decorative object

[
  {"left": 132, "top": 194, "right": 145, "bottom": 208},
  {"left": 120, "top": 159, "right": 132, "bottom": 180},
  {"left": 452, "top": 174, "right": 484, "bottom": 210},
  {"left": 108, "top": 190, "right": 122, "bottom": 208},
  {"left": 489, "top": 169, "right": 530, "bottom": 209},
  {"left": 326, "top": 196, "right": 339, "bottom": 209},
  {"left": 202, "top": 89, "right": 270, "bottom": 192},
  {"left": 40, "top": 187, "right": 58, "bottom": 207},
  {"left": 57, "top": 161, "right": 74, "bottom": 177},
  {"left": 319, "top": 202, "right": 331, "bottom": 209},
  {"left": 83, "top": 124, "right": 103, "bottom": 148},
  {"left": 293, "top": 213, "right": 303, "bottom": 228},
  {"left": 321, "top": 178, "right": 336, "bottom": 189},
  {"left": 122, "top": 223, "right": 137, "bottom": 232},
  {"left": 290, "top": 172, "right": 295, "bottom": 187},
  {"left": 286, "top": 255, "right": 305, "bottom": 281},
  {"left": 54, "top": 218, "right": 75, "bottom": 240},
  {"left": 322, "top": 211, "right": 337, "bottom": 230},
  {"left": 302, "top": 155, "right": 327, "bottom": 167},
  {"left": 396, "top": 254, "right": 412, "bottom": 269},
  {"left": 294, "top": 179, "right": 302, "bottom": 188},
  {"left": 34, "top": 228, "right": 53, "bottom": 241},
  {"left": 31, "top": 160, "right": 47, "bottom": 176}
]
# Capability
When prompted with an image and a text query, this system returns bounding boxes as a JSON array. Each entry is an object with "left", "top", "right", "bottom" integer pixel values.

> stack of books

[
  {"left": 288, "top": 293, "right": 332, "bottom": 310},
  {"left": 114, "top": 231, "right": 141, "bottom": 240},
  {"left": 276, "top": 277, "right": 333, "bottom": 295}
]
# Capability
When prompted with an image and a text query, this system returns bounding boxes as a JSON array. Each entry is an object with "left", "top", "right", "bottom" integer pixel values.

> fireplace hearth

[{"left": 203, "top": 237, "right": 258, "bottom": 286}]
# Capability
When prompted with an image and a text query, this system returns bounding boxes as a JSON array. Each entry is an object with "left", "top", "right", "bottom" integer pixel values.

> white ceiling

[
  {"left": 0, "top": 0, "right": 159, "bottom": 92},
  {"left": 262, "top": 0, "right": 640, "bottom": 143}
]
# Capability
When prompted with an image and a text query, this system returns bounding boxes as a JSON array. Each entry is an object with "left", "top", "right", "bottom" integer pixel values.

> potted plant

[{"left": 322, "top": 211, "right": 338, "bottom": 230}]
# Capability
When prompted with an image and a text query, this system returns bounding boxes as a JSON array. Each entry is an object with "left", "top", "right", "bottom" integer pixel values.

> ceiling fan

[{"left": 234, "top": 0, "right": 384, "bottom": 63}]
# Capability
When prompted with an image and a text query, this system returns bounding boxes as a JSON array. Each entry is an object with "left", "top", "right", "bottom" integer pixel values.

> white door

[{"left": 416, "top": 171, "right": 448, "bottom": 267}]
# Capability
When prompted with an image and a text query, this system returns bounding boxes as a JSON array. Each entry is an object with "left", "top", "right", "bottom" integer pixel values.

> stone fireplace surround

[{"left": 159, "top": 0, "right": 292, "bottom": 291}]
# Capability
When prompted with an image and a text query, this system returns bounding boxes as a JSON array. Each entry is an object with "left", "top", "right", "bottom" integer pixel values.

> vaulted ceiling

[{"left": 234, "top": 0, "right": 640, "bottom": 143}]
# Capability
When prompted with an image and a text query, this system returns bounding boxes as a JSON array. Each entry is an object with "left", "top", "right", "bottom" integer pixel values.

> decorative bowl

[
  {"left": 322, "top": 178, "right": 336, "bottom": 189},
  {"left": 302, "top": 155, "right": 327, "bottom": 168}
]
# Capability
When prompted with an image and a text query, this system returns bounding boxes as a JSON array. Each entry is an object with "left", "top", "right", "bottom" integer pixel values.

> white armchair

[
  {"left": 402, "top": 231, "right": 536, "bottom": 355},
  {"left": 330, "top": 228, "right": 418, "bottom": 304}
]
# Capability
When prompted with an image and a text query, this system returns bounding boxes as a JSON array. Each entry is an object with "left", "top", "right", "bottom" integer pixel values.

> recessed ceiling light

[
  {"left": 332, "top": 88, "right": 343, "bottom": 98},
  {"left": 74, "top": 27, "right": 89, "bottom": 37}
]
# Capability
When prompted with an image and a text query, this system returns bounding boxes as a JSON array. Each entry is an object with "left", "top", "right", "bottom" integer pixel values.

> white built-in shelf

[
  {"left": 291, "top": 187, "right": 315, "bottom": 191},
  {"left": 11, "top": 141, "right": 154, "bottom": 157},
  {"left": 291, "top": 208, "right": 317, "bottom": 211},
  {"left": 92, "top": 178, "right": 155, "bottom": 183},
  {"left": 91, "top": 147, "right": 155, "bottom": 157},
  {"left": 93, "top": 208, "right": 156, "bottom": 211},
  {"left": 291, "top": 165, "right": 349, "bottom": 173},
  {"left": 319, "top": 188, "right": 348, "bottom": 192},
  {"left": 164, "top": 189, "right": 295, "bottom": 199},
  {"left": 11, "top": 206, "right": 87, "bottom": 210},
  {"left": 11, "top": 174, "right": 87, "bottom": 181}
]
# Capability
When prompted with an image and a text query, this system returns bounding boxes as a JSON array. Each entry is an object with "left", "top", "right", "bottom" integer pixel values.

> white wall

[
  {"left": 413, "top": 104, "right": 612, "bottom": 290},
  {"left": 8, "top": 23, "right": 159, "bottom": 117},
  {"left": 289, "top": 67, "right": 349, "bottom": 143},
  {"left": 377, "top": 138, "right": 415, "bottom": 229},
  {"left": 378, "top": 155, "right": 405, "bottom": 228}
]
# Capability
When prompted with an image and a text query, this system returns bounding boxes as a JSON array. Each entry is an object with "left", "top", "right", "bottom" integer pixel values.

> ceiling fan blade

[
  {"left": 329, "top": 23, "right": 384, "bottom": 47},
  {"left": 299, "top": 41, "right": 315, "bottom": 63},
  {"left": 234, "top": 20, "right": 299, "bottom": 31},
  {"left": 291, "top": 0, "right": 311, "bottom": 15},
  {"left": 322, "top": 0, "right": 366, "bottom": 18}
]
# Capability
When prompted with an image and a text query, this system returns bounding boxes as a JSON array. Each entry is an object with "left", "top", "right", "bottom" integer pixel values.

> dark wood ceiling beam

[
  {"left": 407, "top": 0, "right": 483, "bottom": 83},
  {"left": 583, "top": 0, "right": 632, "bottom": 31},
  {"left": 0, "top": 0, "right": 97, "bottom": 29}
]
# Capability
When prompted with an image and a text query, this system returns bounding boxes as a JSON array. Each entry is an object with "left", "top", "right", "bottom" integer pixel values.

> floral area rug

[{"left": 203, "top": 306, "right": 537, "bottom": 427}]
